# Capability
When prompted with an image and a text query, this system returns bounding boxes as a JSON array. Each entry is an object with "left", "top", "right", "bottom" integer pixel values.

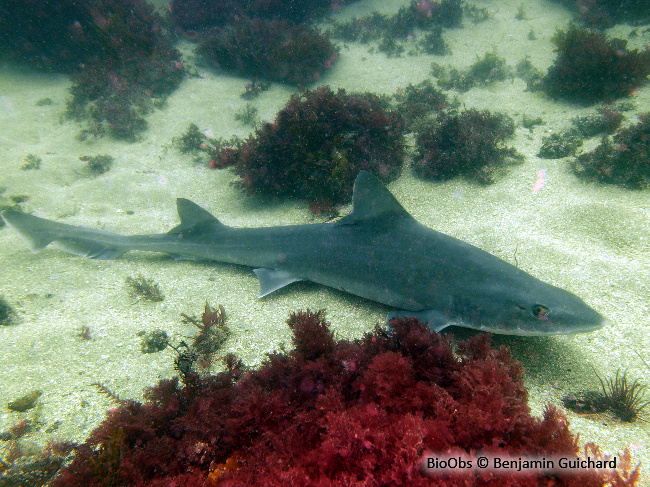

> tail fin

[{"left": 1, "top": 210, "right": 126, "bottom": 259}]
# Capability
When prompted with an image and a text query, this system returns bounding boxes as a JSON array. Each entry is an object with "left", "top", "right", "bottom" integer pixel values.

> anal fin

[{"left": 53, "top": 239, "right": 126, "bottom": 260}]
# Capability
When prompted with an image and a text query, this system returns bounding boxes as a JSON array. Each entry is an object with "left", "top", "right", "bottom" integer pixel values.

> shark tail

[{"left": 1, "top": 210, "right": 127, "bottom": 259}]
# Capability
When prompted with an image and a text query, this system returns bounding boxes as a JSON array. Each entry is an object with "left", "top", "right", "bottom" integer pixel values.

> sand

[{"left": 0, "top": 0, "right": 648, "bottom": 482}]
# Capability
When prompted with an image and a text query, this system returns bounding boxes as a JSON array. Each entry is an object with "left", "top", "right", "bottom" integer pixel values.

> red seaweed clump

[
  {"left": 326, "top": 0, "right": 462, "bottom": 43},
  {"left": 553, "top": 0, "right": 650, "bottom": 28},
  {"left": 413, "top": 109, "right": 520, "bottom": 183},
  {"left": 246, "top": 0, "right": 357, "bottom": 24},
  {"left": 0, "top": 0, "right": 184, "bottom": 139},
  {"left": 0, "top": 0, "right": 96, "bottom": 71},
  {"left": 51, "top": 311, "right": 639, "bottom": 486},
  {"left": 571, "top": 113, "right": 650, "bottom": 189},
  {"left": 197, "top": 17, "right": 338, "bottom": 85},
  {"left": 542, "top": 25, "right": 650, "bottom": 105},
  {"left": 210, "top": 87, "right": 405, "bottom": 207},
  {"left": 393, "top": 80, "right": 448, "bottom": 128},
  {"left": 170, "top": 0, "right": 353, "bottom": 31},
  {"left": 170, "top": 0, "right": 245, "bottom": 31}
]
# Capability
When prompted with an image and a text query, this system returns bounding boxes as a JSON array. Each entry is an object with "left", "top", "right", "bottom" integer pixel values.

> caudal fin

[{"left": 1, "top": 210, "right": 126, "bottom": 259}]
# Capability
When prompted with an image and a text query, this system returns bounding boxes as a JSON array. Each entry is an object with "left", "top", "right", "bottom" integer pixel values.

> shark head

[
  {"left": 467, "top": 280, "right": 607, "bottom": 336},
  {"left": 390, "top": 271, "right": 606, "bottom": 336}
]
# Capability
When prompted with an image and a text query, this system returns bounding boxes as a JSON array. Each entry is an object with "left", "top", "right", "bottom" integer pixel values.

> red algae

[
  {"left": 542, "top": 25, "right": 650, "bottom": 105},
  {"left": 197, "top": 17, "right": 338, "bottom": 85},
  {"left": 210, "top": 87, "right": 405, "bottom": 208},
  {"left": 572, "top": 113, "right": 650, "bottom": 189},
  {"left": 413, "top": 109, "right": 520, "bottom": 184},
  {"left": 51, "top": 312, "right": 639, "bottom": 486},
  {"left": 0, "top": 0, "right": 184, "bottom": 139}
]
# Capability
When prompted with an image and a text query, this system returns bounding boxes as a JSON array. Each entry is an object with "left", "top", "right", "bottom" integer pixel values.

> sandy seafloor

[{"left": 0, "top": 0, "right": 649, "bottom": 482}]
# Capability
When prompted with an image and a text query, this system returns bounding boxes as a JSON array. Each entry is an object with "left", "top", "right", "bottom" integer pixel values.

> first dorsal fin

[
  {"left": 336, "top": 171, "right": 412, "bottom": 225},
  {"left": 170, "top": 198, "right": 224, "bottom": 233}
]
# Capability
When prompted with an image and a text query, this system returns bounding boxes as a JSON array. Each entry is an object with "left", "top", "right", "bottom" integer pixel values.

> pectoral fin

[
  {"left": 254, "top": 268, "right": 302, "bottom": 297},
  {"left": 387, "top": 309, "right": 451, "bottom": 332}
]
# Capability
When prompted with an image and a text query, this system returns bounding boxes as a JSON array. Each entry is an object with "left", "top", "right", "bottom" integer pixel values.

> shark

[{"left": 0, "top": 171, "right": 605, "bottom": 335}]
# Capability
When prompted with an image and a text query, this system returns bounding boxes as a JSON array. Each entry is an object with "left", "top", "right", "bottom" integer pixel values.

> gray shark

[{"left": 1, "top": 171, "right": 605, "bottom": 335}]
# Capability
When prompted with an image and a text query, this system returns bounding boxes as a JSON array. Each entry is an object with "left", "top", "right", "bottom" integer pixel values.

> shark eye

[{"left": 532, "top": 304, "right": 550, "bottom": 320}]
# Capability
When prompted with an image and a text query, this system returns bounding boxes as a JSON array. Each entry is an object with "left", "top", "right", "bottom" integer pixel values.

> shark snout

[
  {"left": 527, "top": 288, "right": 606, "bottom": 335},
  {"left": 554, "top": 298, "right": 606, "bottom": 333}
]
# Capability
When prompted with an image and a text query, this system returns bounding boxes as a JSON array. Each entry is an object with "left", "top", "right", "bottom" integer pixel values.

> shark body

[{"left": 1, "top": 171, "right": 605, "bottom": 335}]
